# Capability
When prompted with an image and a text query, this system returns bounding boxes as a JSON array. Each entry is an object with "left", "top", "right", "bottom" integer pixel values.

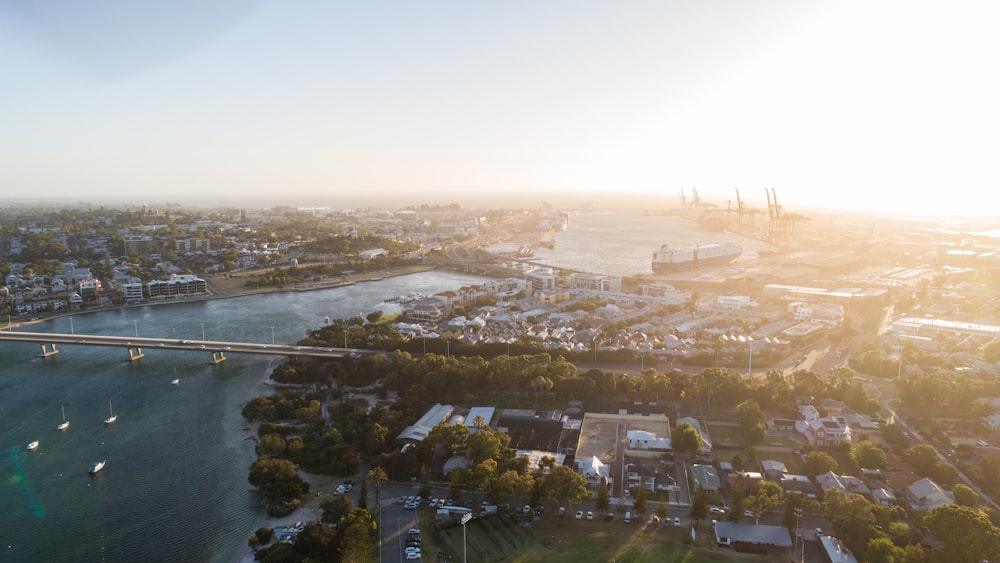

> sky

[{"left": 2, "top": 1, "right": 998, "bottom": 217}]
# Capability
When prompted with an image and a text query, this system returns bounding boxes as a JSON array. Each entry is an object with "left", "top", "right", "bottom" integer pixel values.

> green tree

[
  {"left": 952, "top": 483, "right": 979, "bottom": 507},
  {"left": 321, "top": 493, "right": 354, "bottom": 524},
  {"left": 293, "top": 522, "right": 338, "bottom": 561},
  {"left": 924, "top": 504, "right": 1000, "bottom": 563},
  {"left": 864, "top": 537, "right": 905, "bottom": 563},
  {"left": 728, "top": 475, "right": 746, "bottom": 522},
  {"left": 673, "top": 422, "right": 703, "bottom": 455},
  {"left": 852, "top": 440, "right": 888, "bottom": 470},
  {"left": 689, "top": 486, "right": 709, "bottom": 524},
  {"left": 744, "top": 481, "right": 783, "bottom": 524},
  {"left": 803, "top": 451, "right": 839, "bottom": 476},
  {"left": 633, "top": 485, "right": 647, "bottom": 514},
  {"left": 595, "top": 478, "right": 610, "bottom": 512},
  {"left": 338, "top": 509, "right": 378, "bottom": 563},
  {"left": 823, "top": 489, "right": 879, "bottom": 556},
  {"left": 542, "top": 465, "right": 589, "bottom": 506}
]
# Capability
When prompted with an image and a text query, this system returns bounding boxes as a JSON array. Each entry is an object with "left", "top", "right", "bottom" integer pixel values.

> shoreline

[{"left": 7, "top": 264, "right": 434, "bottom": 331}]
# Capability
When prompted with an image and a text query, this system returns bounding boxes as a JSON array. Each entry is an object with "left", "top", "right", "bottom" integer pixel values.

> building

[
  {"left": 568, "top": 273, "right": 622, "bottom": 293},
  {"left": 396, "top": 403, "right": 455, "bottom": 443},
  {"left": 905, "top": 478, "right": 953, "bottom": 511},
  {"left": 713, "top": 522, "right": 791, "bottom": 549},
  {"left": 761, "top": 460, "right": 788, "bottom": 481},
  {"left": 944, "top": 430, "right": 979, "bottom": 448},
  {"left": 524, "top": 268, "right": 558, "bottom": 292},
  {"left": 576, "top": 455, "right": 611, "bottom": 488},
  {"left": 120, "top": 281, "right": 145, "bottom": 303},
  {"left": 818, "top": 534, "right": 859, "bottom": 563},
  {"left": 626, "top": 430, "right": 671, "bottom": 452},
  {"left": 691, "top": 464, "right": 721, "bottom": 493},
  {"left": 815, "top": 471, "right": 871, "bottom": 497},
  {"left": 146, "top": 274, "right": 208, "bottom": 299},
  {"left": 124, "top": 236, "right": 156, "bottom": 257},
  {"left": 796, "top": 417, "right": 852, "bottom": 447}
]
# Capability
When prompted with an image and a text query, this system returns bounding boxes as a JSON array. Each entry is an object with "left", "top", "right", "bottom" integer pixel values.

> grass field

[
  {"left": 420, "top": 511, "right": 769, "bottom": 563},
  {"left": 706, "top": 425, "right": 746, "bottom": 448}
]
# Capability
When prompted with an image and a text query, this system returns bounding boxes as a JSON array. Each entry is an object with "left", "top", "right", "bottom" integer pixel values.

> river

[{"left": 0, "top": 270, "right": 486, "bottom": 563}]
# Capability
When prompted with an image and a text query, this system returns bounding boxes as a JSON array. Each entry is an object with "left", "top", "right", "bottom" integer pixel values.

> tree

[
  {"left": 907, "top": 444, "right": 941, "bottom": 475},
  {"left": 744, "top": 481, "right": 783, "bottom": 524},
  {"left": 689, "top": 486, "right": 709, "bottom": 524},
  {"left": 366, "top": 466, "right": 388, "bottom": 515},
  {"left": 673, "top": 422, "right": 703, "bottom": 455},
  {"left": 542, "top": 465, "right": 589, "bottom": 506},
  {"left": 852, "top": 440, "right": 888, "bottom": 470},
  {"left": 823, "top": 489, "right": 879, "bottom": 556},
  {"left": 633, "top": 485, "right": 647, "bottom": 514},
  {"left": 338, "top": 509, "right": 378, "bottom": 563},
  {"left": 595, "top": 478, "right": 610, "bottom": 512},
  {"left": 802, "top": 451, "right": 839, "bottom": 476},
  {"left": 728, "top": 476, "right": 746, "bottom": 522},
  {"left": 924, "top": 504, "right": 1000, "bottom": 563},
  {"left": 864, "top": 537, "right": 905, "bottom": 563},
  {"left": 734, "top": 399, "right": 767, "bottom": 445},
  {"left": 321, "top": 493, "right": 354, "bottom": 523},
  {"left": 293, "top": 522, "right": 339, "bottom": 561},
  {"left": 952, "top": 483, "right": 979, "bottom": 507}
]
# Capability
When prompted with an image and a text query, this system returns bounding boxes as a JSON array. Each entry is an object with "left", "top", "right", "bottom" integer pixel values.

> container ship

[{"left": 651, "top": 241, "right": 743, "bottom": 273}]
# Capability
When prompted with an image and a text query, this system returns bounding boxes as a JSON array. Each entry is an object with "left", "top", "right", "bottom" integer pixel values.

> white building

[
  {"left": 524, "top": 268, "right": 558, "bottom": 292},
  {"left": 568, "top": 273, "right": 622, "bottom": 293},
  {"left": 627, "top": 430, "right": 671, "bottom": 452},
  {"left": 905, "top": 478, "right": 953, "bottom": 511},
  {"left": 795, "top": 417, "right": 852, "bottom": 447},
  {"left": 717, "top": 295, "right": 751, "bottom": 309}
]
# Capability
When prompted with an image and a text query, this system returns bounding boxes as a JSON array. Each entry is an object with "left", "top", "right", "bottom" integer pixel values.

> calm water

[
  {"left": 531, "top": 209, "right": 776, "bottom": 276},
  {"left": 1, "top": 270, "right": 485, "bottom": 563}
]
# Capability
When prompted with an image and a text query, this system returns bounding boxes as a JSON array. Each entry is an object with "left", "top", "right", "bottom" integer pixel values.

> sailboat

[
  {"left": 57, "top": 405, "right": 69, "bottom": 431},
  {"left": 26, "top": 440, "right": 39, "bottom": 451},
  {"left": 89, "top": 460, "right": 106, "bottom": 474},
  {"left": 104, "top": 401, "right": 118, "bottom": 425}
]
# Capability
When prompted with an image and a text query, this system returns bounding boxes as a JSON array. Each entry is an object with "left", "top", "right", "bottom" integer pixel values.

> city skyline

[{"left": 2, "top": 1, "right": 998, "bottom": 217}]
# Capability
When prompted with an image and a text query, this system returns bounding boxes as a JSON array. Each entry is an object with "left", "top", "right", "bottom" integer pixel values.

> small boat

[
  {"left": 57, "top": 405, "right": 69, "bottom": 431},
  {"left": 104, "top": 401, "right": 117, "bottom": 425},
  {"left": 89, "top": 460, "right": 106, "bottom": 474},
  {"left": 26, "top": 440, "right": 39, "bottom": 451},
  {"left": 171, "top": 379, "right": 180, "bottom": 385}
]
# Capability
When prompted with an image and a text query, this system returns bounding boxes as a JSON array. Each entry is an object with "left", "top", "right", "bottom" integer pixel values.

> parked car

[
  {"left": 558, "top": 506, "right": 566, "bottom": 517},
  {"left": 673, "top": 517, "right": 681, "bottom": 528},
  {"left": 605, "top": 513, "right": 615, "bottom": 522},
  {"left": 575, "top": 511, "right": 583, "bottom": 520},
  {"left": 522, "top": 505, "right": 531, "bottom": 514},
  {"left": 587, "top": 511, "right": 594, "bottom": 521}
]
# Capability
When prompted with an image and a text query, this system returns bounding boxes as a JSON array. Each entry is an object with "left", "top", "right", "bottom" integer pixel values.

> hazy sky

[{"left": 2, "top": 1, "right": 998, "bottom": 216}]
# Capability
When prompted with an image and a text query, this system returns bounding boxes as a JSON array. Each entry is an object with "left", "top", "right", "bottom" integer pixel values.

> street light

[
  {"left": 460, "top": 512, "right": 472, "bottom": 563},
  {"left": 794, "top": 507, "right": 802, "bottom": 563},
  {"left": 134, "top": 320, "right": 139, "bottom": 338},
  {"left": 270, "top": 326, "right": 275, "bottom": 345},
  {"left": 747, "top": 335, "right": 753, "bottom": 376},
  {"left": 69, "top": 317, "right": 74, "bottom": 335},
  {"left": 200, "top": 322, "right": 205, "bottom": 341}
]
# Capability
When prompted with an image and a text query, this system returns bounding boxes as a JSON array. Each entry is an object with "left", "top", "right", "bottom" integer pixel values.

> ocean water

[
  {"left": 530, "top": 209, "right": 775, "bottom": 276},
  {"left": 1, "top": 270, "right": 486, "bottom": 563}
]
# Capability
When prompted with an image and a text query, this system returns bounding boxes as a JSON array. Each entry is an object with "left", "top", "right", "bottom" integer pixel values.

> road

[{"left": 0, "top": 330, "right": 378, "bottom": 360}]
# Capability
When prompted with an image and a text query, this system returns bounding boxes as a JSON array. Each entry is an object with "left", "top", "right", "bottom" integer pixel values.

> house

[
  {"left": 943, "top": 430, "right": 978, "bottom": 448},
  {"left": 627, "top": 430, "right": 671, "bottom": 452},
  {"left": 871, "top": 487, "right": 898, "bottom": 507},
  {"left": 796, "top": 417, "right": 852, "bottom": 447},
  {"left": 577, "top": 455, "right": 611, "bottom": 488},
  {"left": 983, "top": 413, "right": 1000, "bottom": 431},
  {"left": 691, "top": 464, "right": 721, "bottom": 494},
  {"left": 713, "top": 522, "right": 791, "bottom": 549},
  {"left": 905, "top": 478, "right": 953, "bottom": 511},
  {"left": 815, "top": 471, "right": 871, "bottom": 497},
  {"left": 728, "top": 471, "right": 764, "bottom": 494},
  {"left": 818, "top": 534, "right": 859, "bottom": 563},
  {"left": 781, "top": 474, "right": 820, "bottom": 498},
  {"left": 761, "top": 460, "right": 788, "bottom": 481}
]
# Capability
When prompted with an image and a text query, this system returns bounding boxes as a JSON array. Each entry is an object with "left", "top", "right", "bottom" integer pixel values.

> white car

[
  {"left": 586, "top": 511, "right": 594, "bottom": 521},
  {"left": 744, "top": 509, "right": 755, "bottom": 518},
  {"left": 575, "top": 511, "right": 583, "bottom": 520},
  {"left": 709, "top": 506, "right": 725, "bottom": 515},
  {"left": 673, "top": 517, "right": 681, "bottom": 527}
]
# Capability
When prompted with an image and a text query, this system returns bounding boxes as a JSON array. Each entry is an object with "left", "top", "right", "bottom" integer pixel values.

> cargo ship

[{"left": 652, "top": 241, "right": 743, "bottom": 273}]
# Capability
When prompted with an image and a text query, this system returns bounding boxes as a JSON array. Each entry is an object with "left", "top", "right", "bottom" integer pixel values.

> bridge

[{"left": 0, "top": 331, "right": 371, "bottom": 364}]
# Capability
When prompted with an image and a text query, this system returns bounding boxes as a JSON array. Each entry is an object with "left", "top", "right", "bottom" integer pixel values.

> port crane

[{"left": 765, "top": 187, "right": 807, "bottom": 242}]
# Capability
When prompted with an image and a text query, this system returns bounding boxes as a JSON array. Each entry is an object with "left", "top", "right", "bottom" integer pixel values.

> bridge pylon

[
  {"left": 128, "top": 347, "right": 144, "bottom": 361},
  {"left": 210, "top": 351, "right": 227, "bottom": 365},
  {"left": 40, "top": 343, "right": 59, "bottom": 357}
]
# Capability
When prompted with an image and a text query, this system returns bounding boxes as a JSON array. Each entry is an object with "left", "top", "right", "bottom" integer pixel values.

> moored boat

[
  {"left": 89, "top": 460, "right": 106, "bottom": 474},
  {"left": 104, "top": 401, "right": 118, "bottom": 425},
  {"left": 57, "top": 404, "right": 69, "bottom": 431},
  {"left": 27, "top": 440, "right": 39, "bottom": 451},
  {"left": 652, "top": 241, "right": 743, "bottom": 273}
]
